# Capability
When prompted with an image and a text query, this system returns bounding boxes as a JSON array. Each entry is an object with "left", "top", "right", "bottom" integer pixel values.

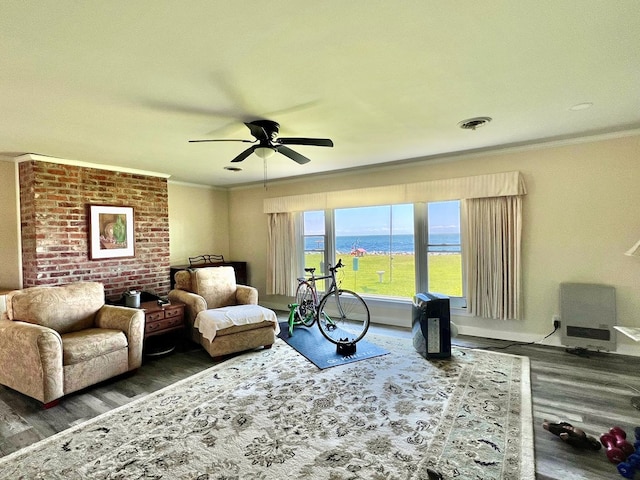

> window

[
  {"left": 302, "top": 201, "right": 464, "bottom": 305},
  {"left": 415, "top": 201, "right": 464, "bottom": 307},
  {"left": 334, "top": 204, "right": 415, "bottom": 298},
  {"left": 269, "top": 171, "right": 524, "bottom": 317}
]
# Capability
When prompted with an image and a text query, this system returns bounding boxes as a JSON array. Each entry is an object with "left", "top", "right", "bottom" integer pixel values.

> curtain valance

[{"left": 263, "top": 171, "right": 526, "bottom": 213}]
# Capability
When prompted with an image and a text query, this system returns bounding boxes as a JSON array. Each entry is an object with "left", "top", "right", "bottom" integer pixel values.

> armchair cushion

[
  {"left": 192, "top": 266, "right": 238, "bottom": 308},
  {"left": 194, "top": 305, "right": 278, "bottom": 341},
  {"left": 62, "top": 329, "right": 128, "bottom": 365},
  {"left": 6, "top": 282, "right": 104, "bottom": 334}
]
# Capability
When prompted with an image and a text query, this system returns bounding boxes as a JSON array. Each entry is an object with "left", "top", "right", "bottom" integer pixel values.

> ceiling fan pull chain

[{"left": 263, "top": 157, "right": 268, "bottom": 190}]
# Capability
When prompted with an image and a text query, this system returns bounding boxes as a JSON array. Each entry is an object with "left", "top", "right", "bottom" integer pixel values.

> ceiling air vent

[{"left": 458, "top": 116, "right": 492, "bottom": 130}]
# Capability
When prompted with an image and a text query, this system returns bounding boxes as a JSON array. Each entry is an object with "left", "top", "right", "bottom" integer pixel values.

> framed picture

[{"left": 89, "top": 205, "right": 135, "bottom": 260}]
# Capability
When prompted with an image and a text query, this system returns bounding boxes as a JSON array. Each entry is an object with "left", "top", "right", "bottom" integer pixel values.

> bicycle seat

[{"left": 304, "top": 267, "right": 316, "bottom": 274}]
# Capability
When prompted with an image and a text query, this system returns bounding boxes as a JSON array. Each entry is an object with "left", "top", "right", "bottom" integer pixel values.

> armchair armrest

[
  {"left": 95, "top": 305, "right": 145, "bottom": 370},
  {"left": 235, "top": 285, "right": 258, "bottom": 305},
  {"left": 168, "top": 290, "right": 207, "bottom": 326},
  {"left": 0, "top": 320, "right": 64, "bottom": 404}
]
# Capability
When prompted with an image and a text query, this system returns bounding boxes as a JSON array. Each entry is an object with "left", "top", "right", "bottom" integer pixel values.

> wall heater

[{"left": 560, "top": 282, "right": 616, "bottom": 351}]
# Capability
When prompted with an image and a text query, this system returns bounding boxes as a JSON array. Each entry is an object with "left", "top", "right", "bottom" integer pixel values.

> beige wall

[
  {"left": 227, "top": 133, "right": 640, "bottom": 352},
  {"left": 0, "top": 159, "right": 21, "bottom": 289},
  {"left": 168, "top": 182, "right": 230, "bottom": 265},
  {"left": 2, "top": 135, "right": 639, "bottom": 351}
]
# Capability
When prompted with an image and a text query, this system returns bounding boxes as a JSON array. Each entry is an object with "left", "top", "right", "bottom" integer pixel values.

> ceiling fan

[{"left": 189, "top": 119, "right": 333, "bottom": 164}]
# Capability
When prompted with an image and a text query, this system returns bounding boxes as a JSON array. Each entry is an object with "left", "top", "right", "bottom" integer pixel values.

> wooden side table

[{"left": 140, "top": 301, "right": 185, "bottom": 356}]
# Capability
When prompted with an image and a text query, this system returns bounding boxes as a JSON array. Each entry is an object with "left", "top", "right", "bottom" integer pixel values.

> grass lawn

[{"left": 304, "top": 253, "right": 462, "bottom": 299}]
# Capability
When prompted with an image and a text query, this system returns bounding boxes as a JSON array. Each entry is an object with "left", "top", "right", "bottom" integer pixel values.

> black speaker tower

[{"left": 411, "top": 292, "right": 451, "bottom": 359}]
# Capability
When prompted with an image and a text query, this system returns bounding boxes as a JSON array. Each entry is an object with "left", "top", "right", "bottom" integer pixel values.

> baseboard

[
  {"left": 261, "top": 296, "right": 640, "bottom": 357},
  {"left": 455, "top": 324, "right": 640, "bottom": 357}
]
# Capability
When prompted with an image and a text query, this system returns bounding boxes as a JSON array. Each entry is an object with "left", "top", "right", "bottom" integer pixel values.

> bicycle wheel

[
  {"left": 294, "top": 281, "right": 317, "bottom": 327},
  {"left": 317, "top": 289, "right": 370, "bottom": 344}
]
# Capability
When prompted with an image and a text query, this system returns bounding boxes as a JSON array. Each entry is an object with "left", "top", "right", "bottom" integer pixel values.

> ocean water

[{"left": 304, "top": 233, "right": 460, "bottom": 254}]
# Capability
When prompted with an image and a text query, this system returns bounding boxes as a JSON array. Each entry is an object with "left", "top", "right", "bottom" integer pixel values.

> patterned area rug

[{"left": 0, "top": 334, "right": 534, "bottom": 479}]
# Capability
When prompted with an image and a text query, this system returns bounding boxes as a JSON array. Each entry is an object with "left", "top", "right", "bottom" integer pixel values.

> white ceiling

[{"left": 1, "top": 1, "right": 639, "bottom": 187}]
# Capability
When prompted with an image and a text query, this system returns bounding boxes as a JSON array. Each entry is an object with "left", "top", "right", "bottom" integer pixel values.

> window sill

[
  {"left": 451, "top": 306, "right": 472, "bottom": 317},
  {"left": 359, "top": 294, "right": 468, "bottom": 311},
  {"left": 358, "top": 294, "right": 412, "bottom": 307}
]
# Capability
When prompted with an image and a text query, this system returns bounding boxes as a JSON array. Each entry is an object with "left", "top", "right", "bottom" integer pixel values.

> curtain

[
  {"left": 266, "top": 212, "right": 300, "bottom": 296},
  {"left": 462, "top": 195, "right": 523, "bottom": 320}
]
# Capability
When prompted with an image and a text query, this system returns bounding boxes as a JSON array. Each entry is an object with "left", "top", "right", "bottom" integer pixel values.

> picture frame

[{"left": 89, "top": 205, "right": 135, "bottom": 260}]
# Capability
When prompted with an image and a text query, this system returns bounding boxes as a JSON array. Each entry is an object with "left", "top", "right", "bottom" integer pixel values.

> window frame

[{"left": 301, "top": 202, "right": 466, "bottom": 307}]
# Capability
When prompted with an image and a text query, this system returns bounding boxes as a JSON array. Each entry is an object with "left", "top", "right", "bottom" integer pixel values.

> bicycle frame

[
  {"left": 291, "top": 262, "right": 339, "bottom": 332},
  {"left": 312, "top": 261, "right": 344, "bottom": 329},
  {"left": 291, "top": 259, "right": 370, "bottom": 345}
]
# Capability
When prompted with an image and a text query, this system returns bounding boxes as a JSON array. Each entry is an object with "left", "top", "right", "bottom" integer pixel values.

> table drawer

[
  {"left": 145, "top": 316, "right": 182, "bottom": 334},
  {"left": 164, "top": 306, "right": 183, "bottom": 319},
  {"left": 146, "top": 311, "right": 165, "bottom": 322}
]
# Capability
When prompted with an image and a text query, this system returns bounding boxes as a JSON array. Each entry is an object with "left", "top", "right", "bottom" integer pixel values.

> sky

[{"left": 304, "top": 201, "right": 460, "bottom": 236}]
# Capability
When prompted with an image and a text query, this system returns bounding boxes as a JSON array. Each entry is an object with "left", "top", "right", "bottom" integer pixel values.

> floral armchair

[
  {"left": 168, "top": 266, "right": 279, "bottom": 359},
  {"left": 0, "top": 282, "right": 144, "bottom": 407}
]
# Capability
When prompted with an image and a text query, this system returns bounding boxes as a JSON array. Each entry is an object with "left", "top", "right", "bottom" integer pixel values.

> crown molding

[
  {"left": 14, "top": 154, "right": 171, "bottom": 179},
  {"left": 167, "top": 179, "right": 225, "bottom": 190}
]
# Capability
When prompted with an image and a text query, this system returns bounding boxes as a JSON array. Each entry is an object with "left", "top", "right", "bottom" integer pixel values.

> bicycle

[{"left": 290, "top": 259, "right": 370, "bottom": 345}]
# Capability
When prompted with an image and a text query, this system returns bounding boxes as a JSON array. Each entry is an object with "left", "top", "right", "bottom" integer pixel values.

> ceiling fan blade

[
  {"left": 189, "top": 139, "right": 254, "bottom": 143},
  {"left": 231, "top": 145, "right": 258, "bottom": 163},
  {"left": 245, "top": 122, "right": 270, "bottom": 141},
  {"left": 278, "top": 137, "right": 334, "bottom": 147},
  {"left": 276, "top": 146, "right": 311, "bottom": 165},
  {"left": 141, "top": 100, "right": 243, "bottom": 119}
]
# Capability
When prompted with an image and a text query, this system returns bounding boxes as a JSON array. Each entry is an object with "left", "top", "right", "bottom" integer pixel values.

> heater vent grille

[{"left": 560, "top": 283, "right": 616, "bottom": 351}]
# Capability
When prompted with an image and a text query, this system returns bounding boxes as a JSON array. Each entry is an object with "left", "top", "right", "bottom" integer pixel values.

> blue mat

[{"left": 277, "top": 321, "right": 389, "bottom": 369}]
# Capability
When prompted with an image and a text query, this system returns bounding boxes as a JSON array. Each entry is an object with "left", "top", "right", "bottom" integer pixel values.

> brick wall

[{"left": 19, "top": 160, "right": 170, "bottom": 300}]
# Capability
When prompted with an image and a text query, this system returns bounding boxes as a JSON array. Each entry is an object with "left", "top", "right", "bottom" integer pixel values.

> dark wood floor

[
  {"left": 2, "top": 321, "right": 640, "bottom": 480},
  {"left": 0, "top": 341, "right": 217, "bottom": 458},
  {"left": 450, "top": 334, "right": 640, "bottom": 480}
]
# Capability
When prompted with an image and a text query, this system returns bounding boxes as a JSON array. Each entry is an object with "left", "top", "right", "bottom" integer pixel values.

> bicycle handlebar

[
  {"left": 329, "top": 258, "right": 343, "bottom": 272},
  {"left": 298, "top": 259, "right": 344, "bottom": 283}
]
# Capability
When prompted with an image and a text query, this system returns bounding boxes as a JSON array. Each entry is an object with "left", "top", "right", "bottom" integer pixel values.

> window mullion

[{"left": 414, "top": 202, "right": 428, "bottom": 293}]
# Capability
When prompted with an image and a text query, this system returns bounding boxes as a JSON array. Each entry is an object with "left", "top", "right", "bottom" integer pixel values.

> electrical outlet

[{"left": 552, "top": 314, "right": 561, "bottom": 328}]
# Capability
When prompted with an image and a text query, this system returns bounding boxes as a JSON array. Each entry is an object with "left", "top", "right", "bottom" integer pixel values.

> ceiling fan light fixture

[{"left": 255, "top": 146, "right": 276, "bottom": 159}]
